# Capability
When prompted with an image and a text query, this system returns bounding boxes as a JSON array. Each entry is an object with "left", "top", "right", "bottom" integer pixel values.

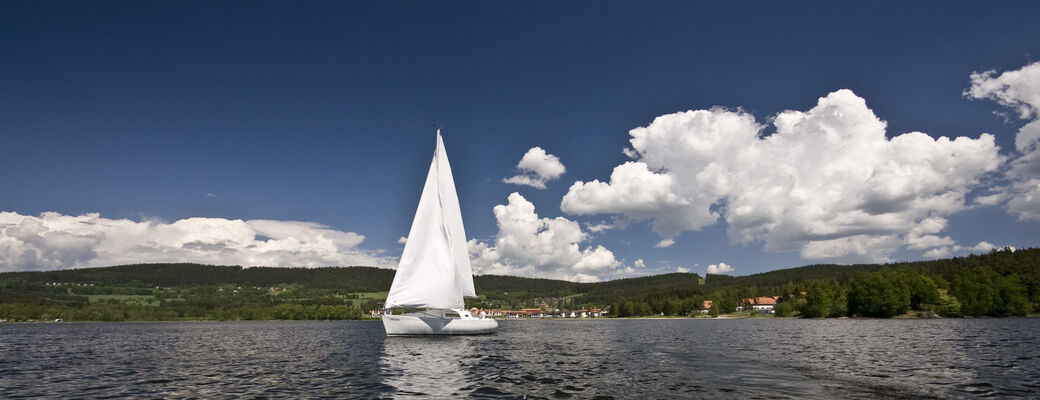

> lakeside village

[{"left": 369, "top": 296, "right": 790, "bottom": 319}]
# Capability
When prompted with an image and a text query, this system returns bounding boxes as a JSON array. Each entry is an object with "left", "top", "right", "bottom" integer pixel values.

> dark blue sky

[{"left": 2, "top": 2, "right": 1038, "bottom": 277}]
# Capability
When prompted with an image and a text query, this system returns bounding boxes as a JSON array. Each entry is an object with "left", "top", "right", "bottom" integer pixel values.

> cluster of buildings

[
  {"left": 490, "top": 308, "right": 607, "bottom": 318},
  {"left": 699, "top": 296, "right": 788, "bottom": 314},
  {"left": 368, "top": 307, "right": 609, "bottom": 318},
  {"left": 368, "top": 294, "right": 805, "bottom": 318}
]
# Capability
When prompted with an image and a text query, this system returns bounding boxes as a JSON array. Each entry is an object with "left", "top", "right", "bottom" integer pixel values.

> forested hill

[
  {"left": 0, "top": 264, "right": 397, "bottom": 292},
  {"left": 2, "top": 248, "right": 1038, "bottom": 298},
  {"left": 1, "top": 247, "right": 1036, "bottom": 321},
  {"left": 726, "top": 248, "right": 1038, "bottom": 289}
]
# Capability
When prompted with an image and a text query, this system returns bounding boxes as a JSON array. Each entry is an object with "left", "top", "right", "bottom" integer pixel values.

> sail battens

[{"left": 384, "top": 131, "right": 476, "bottom": 310}]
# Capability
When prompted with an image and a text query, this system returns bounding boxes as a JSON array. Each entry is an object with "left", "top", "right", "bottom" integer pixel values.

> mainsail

[{"left": 384, "top": 131, "right": 477, "bottom": 309}]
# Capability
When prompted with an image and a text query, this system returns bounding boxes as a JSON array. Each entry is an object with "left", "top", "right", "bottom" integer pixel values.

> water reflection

[{"left": 380, "top": 335, "right": 497, "bottom": 398}]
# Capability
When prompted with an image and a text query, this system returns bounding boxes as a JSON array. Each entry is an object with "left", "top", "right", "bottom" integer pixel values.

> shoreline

[
  {"left": 5, "top": 317, "right": 1036, "bottom": 324},
  {"left": 5, "top": 311, "right": 1035, "bottom": 324}
]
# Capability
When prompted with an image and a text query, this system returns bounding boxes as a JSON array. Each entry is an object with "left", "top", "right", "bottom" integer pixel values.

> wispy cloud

[
  {"left": 967, "top": 61, "right": 1040, "bottom": 221},
  {"left": 585, "top": 222, "right": 614, "bottom": 233}
]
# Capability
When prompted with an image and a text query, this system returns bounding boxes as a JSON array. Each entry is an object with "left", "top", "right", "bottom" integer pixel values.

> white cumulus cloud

[
  {"left": 972, "top": 241, "right": 998, "bottom": 252},
  {"left": 922, "top": 241, "right": 1002, "bottom": 260},
  {"left": 706, "top": 262, "right": 734, "bottom": 275},
  {"left": 562, "top": 89, "right": 1004, "bottom": 263},
  {"left": 966, "top": 62, "right": 1040, "bottom": 122},
  {"left": 503, "top": 147, "right": 566, "bottom": 189},
  {"left": 653, "top": 238, "right": 675, "bottom": 248},
  {"left": 967, "top": 61, "right": 1040, "bottom": 221},
  {"left": 0, "top": 211, "right": 391, "bottom": 272},
  {"left": 467, "top": 192, "right": 628, "bottom": 282}
]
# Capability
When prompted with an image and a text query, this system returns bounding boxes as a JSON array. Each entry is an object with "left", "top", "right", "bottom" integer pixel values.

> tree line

[
  {"left": 1, "top": 247, "right": 1036, "bottom": 321},
  {"left": 603, "top": 248, "right": 1036, "bottom": 318}
]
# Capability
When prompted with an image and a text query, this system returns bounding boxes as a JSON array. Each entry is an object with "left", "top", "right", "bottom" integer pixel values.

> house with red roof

[
  {"left": 500, "top": 310, "right": 530, "bottom": 318},
  {"left": 742, "top": 296, "right": 780, "bottom": 313}
]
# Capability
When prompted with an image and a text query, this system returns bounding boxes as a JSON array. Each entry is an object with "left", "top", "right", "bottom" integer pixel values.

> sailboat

[{"left": 381, "top": 130, "right": 498, "bottom": 336}]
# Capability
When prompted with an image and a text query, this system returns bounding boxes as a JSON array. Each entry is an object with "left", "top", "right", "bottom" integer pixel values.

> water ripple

[{"left": 1, "top": 319, "right": 1038, "bottom": 398}]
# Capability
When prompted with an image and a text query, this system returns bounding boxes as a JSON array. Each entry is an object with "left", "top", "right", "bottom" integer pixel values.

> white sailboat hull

[{"left": 382, "top": 312, "right": 498, "bottom": 336}]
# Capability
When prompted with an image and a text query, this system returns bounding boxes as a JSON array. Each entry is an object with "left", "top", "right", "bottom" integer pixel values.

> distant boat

[{"left": 381, "top": 131, "right": 498, "bottom": 336}]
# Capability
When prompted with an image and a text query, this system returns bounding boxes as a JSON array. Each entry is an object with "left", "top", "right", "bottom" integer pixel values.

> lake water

[{"left": 2, "top": 319, "right": 1038, "bottom": 399}]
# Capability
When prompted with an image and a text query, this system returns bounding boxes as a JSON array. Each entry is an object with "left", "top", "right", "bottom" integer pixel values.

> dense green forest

[
  {"left": 599, "top": 247, "right": 1037, "bottom": 319},
  {"left": 0, "top": 247, "right": 1036, "bottom": 321}
]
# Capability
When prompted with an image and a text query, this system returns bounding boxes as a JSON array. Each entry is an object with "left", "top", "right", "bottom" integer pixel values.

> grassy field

[
  {"left": 85, "top": 294, "right": 159, "bottom": 306},
  {"left": 343, "top": 291, "right": 388, "bottom": 307}
]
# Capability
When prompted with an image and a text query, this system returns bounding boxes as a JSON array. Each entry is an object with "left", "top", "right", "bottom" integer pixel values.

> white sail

[{"left": 385, "top": 131, "right": 476, "bottom": 309}]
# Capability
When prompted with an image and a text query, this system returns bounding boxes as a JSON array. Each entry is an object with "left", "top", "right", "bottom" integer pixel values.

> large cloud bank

[
  {"left": 468, "top": 192, "right": 628, "bottom": 282},
  {"left": 562, "top": 89, "right": 1003, "bottom": 262},
  {"left": 967, "top": 61, "right": 1040, "bottom": 221},
  {"left": 503, "top": 147, "right": 566, "bottom": 189},
  {"left": 0, "top": 212, "right": 389, "bottom": 272}
]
